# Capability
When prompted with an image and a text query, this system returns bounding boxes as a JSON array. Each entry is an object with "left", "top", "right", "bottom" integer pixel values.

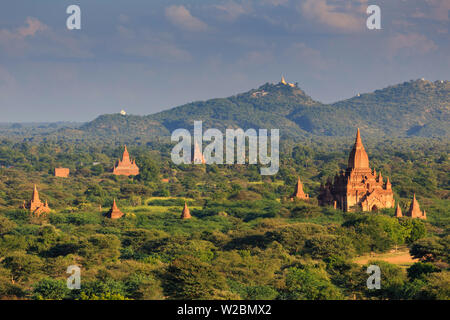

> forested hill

[{"left": 6, "top": 79, "right": 450, "bottom": 141}]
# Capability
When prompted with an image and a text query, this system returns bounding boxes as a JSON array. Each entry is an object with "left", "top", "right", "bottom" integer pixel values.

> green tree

[{"left": 32, "top": 278, "right": 70, "bottom": 300}]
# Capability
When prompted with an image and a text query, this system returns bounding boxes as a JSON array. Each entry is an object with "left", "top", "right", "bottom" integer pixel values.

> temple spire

[
  {"left": 386, "top": 177, "right": 392, "bottom": 190},
  {"left": 112, "top": 198, "right": 118, "bottom": 210},
  {"left": 347, "top": 128, "right": 370, "bottom": 169},
  {"left": 355, "top": 128, "right": 362, "bottom": 146},
  {"left": 122, "top": 145, "right": 130, "bottom": 161},
  {"left": 32, "top": 184, "right": 40, "bottom": 202}
]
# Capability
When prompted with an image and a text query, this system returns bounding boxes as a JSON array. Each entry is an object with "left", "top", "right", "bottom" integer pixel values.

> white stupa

[{"left": 120, "top": 109, "right": 127, "bottom": 115}]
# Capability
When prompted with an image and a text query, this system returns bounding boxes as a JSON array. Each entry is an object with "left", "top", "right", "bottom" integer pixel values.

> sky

[{"left": 0, "top": 0, "right": 448, "bottom": 122}]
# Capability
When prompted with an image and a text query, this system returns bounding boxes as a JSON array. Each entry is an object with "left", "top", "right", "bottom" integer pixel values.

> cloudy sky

[{"left": 0, "top": 0, "right": 448, "bottom": 122}]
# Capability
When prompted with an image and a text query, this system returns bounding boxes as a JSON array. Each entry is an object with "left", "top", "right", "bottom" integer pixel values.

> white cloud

[{"left": 165, "top": 5, "right": 209, "bottom": 32}]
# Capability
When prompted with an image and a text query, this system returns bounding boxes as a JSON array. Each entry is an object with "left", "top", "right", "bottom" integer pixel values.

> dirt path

[{"left": 353, "top": 248, "right": 418, "bottom": 268}]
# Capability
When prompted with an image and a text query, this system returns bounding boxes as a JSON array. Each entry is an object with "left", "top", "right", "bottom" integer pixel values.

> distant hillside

[
  {"left": 8, "top": 79, "right": 449, "bottom": 141},
  {"left": 321, "top": 79, "right": 449, "bottom": 137}
]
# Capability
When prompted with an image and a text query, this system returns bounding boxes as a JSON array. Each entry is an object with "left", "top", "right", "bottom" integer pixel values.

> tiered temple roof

[
  {"left": 318, "top": 129, "right": 395, "bottom": 212},
  {"left": 113, "top": 146, "right": 139, "bottom": 176}
]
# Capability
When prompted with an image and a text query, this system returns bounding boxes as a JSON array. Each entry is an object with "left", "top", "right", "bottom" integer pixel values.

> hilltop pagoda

[
  {"left": 23, "top": 185, "right": 51, "bottom": 216},
  {"left": 280, "top": 76, "right": 295, "bottom": 87},
  {"left": 113, "top": 146, "right": 139, "bottom": 176},
  {"left": 406, "top": 194, "right": 426, "bottom": 219},
  {"left": 318, "top": 129, "right": 395, "bottom": 212},
  {"left": 181, "top": 202, "right": 192, "bottom": 219},
  {"left": 106, "top": 199, "right": 124, "bottom": 219},
  {"left": 290, "top": 176, "right": 309, "bottom": 201}
]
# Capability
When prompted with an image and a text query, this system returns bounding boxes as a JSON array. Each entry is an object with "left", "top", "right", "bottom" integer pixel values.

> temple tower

[
  {"left": 113, "top": 145, "right": 140, "bottom": 176},
  {"left": 319, "top": 129, "right": 395, "bottom": 212}
]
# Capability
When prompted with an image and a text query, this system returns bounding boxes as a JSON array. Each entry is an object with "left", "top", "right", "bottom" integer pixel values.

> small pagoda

[
  {"left": 105, "top": 199, "right": 124, "bottom": 219},
  {"left": 290, "top": 176, "right": 309, "bottom": 201},
  {"left": 181, "top": 201, "right": 192, "bottom": 219},
  {"left": 406, "top": 194, "right": 426, "bottom": 220},
  {"left": 395, "top": 204, "right": 403, "bottom": 218}
]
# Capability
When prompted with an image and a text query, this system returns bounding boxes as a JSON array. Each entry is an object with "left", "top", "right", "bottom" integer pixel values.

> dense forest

[{"left": 0, "top": 133, "right": 448, "bottom": 300}]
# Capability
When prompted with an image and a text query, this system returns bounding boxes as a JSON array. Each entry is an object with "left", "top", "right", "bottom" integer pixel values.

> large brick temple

[
  {"left": 113, "top": 145, "right": 139, "bottom": 176},
  {"left": 318, "top": 129, "right": 395, "bottom": 212}
]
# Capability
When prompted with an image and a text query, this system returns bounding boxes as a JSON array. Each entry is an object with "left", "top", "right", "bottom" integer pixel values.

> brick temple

[
  {"left": 318, "top": 129, "right": 395, "bottom": 212},
  {"left": 23, "top": 185, "right": 51, "bottom": 216},
  {"left": 113, "top": 145, "right": 139, "bottom": 176}
]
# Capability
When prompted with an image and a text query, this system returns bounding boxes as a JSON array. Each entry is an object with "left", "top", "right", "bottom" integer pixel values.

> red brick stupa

[
  {"left": 106, "top": 199, "right": 124, "bottom": 219},
  {"left": 181, "top": 201, "right": 192, "bottom": 219},
  {"left": 23, "top": 185, "right": 51, "bottom": 216},
  {"left": 395, "top": 204, "right": 403, "bottom": 218},
  {"left": 406, "top": 194, "right": 426, "bottom": 220},
  {"left": 290, "top": 176, "right": 309, "bottom": 201},
  {"left": 113, "top": 146, "right": 139, "bottom": 176}
]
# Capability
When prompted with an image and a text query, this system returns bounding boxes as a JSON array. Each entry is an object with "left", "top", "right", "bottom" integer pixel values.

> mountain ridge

[{"left": 17, "top": 78, "right": 450, "bottom": 140}]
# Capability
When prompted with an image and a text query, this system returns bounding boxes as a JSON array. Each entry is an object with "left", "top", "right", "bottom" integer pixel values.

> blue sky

[{"left": 0, "top": 0, "right": 448, "bottom": 122}]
